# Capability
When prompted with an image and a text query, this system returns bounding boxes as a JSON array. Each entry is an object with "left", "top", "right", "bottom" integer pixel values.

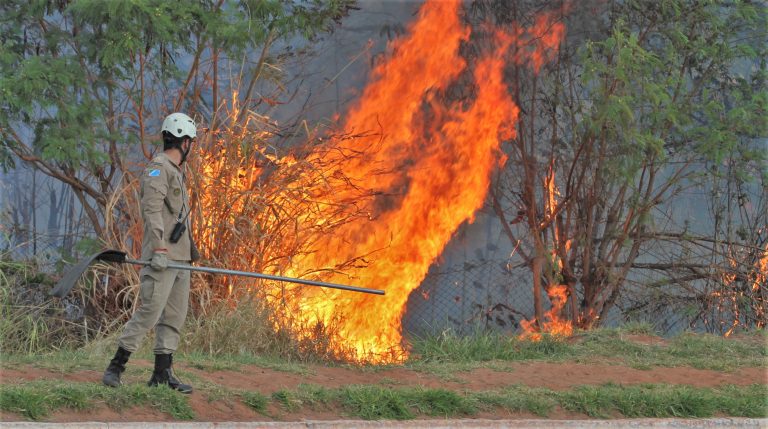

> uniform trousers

[{"left": 118, "top": 261, "right": 190, "bottom": 354}]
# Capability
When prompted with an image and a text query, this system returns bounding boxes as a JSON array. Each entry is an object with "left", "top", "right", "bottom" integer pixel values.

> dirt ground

[{"left": 1, "top": 341, "right": 766, "bottom": 423}]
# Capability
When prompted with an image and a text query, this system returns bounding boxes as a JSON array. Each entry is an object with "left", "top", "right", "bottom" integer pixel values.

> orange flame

[
  {"left": 200, "top": 0, "right": 567, "bottom": 362},
  {"left": 753, "top": 244, "right": 768, "bottom": 328},
  {"left": 716, "top": 238, "right": 766, "bottom": 337},
  {"left": 520, "top": 161, "right": 574, "bottom": 340},
  {"left": 520, "top": 285, "right": 573, "bottom": 341},
  {"left": 753, "top": 244, "right": 767, "bottom": 293},
  {"left": 276, "top": 0, "right": 523, "bottom": 362}
]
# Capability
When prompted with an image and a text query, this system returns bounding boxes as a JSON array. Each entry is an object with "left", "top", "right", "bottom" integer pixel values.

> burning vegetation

[
  {"left": 191, "top": 0, "right": 568, "bottom": 363},
  {"left": 4, "top": 0, "right": 764, "bottom": 361}
]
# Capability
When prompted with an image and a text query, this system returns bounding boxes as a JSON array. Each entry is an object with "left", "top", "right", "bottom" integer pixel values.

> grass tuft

[
  {"left": 0, "top": 387, "right": 50, "bottom": 420},
  {"left": 0, "top": 381, "right": 194, "bottom": 420},
  {"left": 240, "top": 391, "right": 269, "bottom": 414},
  {"left": 716, "top": 384, "right": 768, "bottom": 418},
  {"left": 48, "top": 385, "right": 91, "bottom": 411},
  {"left": 183, "top": 297, "right": 287, "bottom": 357},
  {"left": 558, "top": 383, "right": 620, "bottom": 418},
  {"left": 339, "top": 385, "right": 413, "bottom": 420},
  {"left": 293, "top": 384, "right": 335, "bottom": 408},
  {"left": 405, "top": 388, "right": 477, "bottom": 417},
  {"left": 409, "top": 329, "right": 572, "bottom": 363},
  {"left": 271, "top": 389, "right": 303, "bottom": 412},
  {"left": 617, "top": 321, "right": 658, "bottom": 335}
]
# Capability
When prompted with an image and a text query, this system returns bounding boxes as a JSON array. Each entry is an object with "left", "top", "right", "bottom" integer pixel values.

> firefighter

[{"left": 102, "top": 112, "right": 200, "bottom": 393}]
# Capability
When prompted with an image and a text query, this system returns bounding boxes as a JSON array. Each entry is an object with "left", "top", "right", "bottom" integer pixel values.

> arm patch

[{"left": 148, "top": 169, "right": 161, "bottom": 177}]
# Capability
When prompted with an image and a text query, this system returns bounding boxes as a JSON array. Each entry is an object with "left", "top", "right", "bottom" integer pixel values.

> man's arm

[{"left": 141, "top": 164, "right": 170, "bottom": 255}]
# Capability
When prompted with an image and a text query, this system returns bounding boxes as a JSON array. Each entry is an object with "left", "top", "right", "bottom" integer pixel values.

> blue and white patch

[{"left": 148, "top": 169, "right": 161, "bottom": 177}]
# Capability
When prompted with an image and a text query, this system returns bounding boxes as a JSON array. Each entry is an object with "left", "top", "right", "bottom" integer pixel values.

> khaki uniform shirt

[{"left": 140, "top": 152, "right": 192, "bottom": 262}]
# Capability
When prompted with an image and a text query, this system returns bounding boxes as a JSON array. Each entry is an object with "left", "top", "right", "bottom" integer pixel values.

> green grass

[
  {"left": 240, "top": 391, "right": 269, "bottom": 414},
  {"left": 264, "top": 384, "right": 478, "bottom": 419},
  {"left": 1, "top": 380, "right": 764, "bottom": 421},
  {"left": 291, "top": 383, "right": 336, "bottom": 408},
  {"left": 0, "top": 381, "right": 194, "bottom": 420},
  {"left": 0, "top": 349, "right": 106, "bottom": 372},
  {"left": 403, "top": 387, "right": 477, "bottom": 417},
  {"left": 472, "top": 385, "right": 556, "bottom": 416},
  {"left": 574, "top": 329, "right": 767, "bottom": 370},
  {"left": 558, "top": 383, "right": 768, "bottom": 418},
  {"left": 665, "top": 332, "right": 767, "bottom": 370},
  {"left": 409, "top": 329, "right": 572, "bottom": 363},
  {"left": 0, "top": 386, "right": 52, "bottom": 420},
  {"left": 407, "top": 327, "right": 767, "bottom": 372},
  {"left": 271, "top": 389, "right": 303, "bottom": 412},
  {"left": 1, "top": 327, "right": 763, "bottom": 374},
  {"left": 338, "top": 385, "right": 415, "bottom": 419},
  {"left": 1, "top": 326, "right": 764, "bottom": 421},
  {"left": 261, "top": 383, "right": 768, "bottom": 420},
  {"left": 181, "top": 350, "right": 313, "bottom": 375},
  {"left": 320, "top": 385, "right": 476, "bottom": 419}
]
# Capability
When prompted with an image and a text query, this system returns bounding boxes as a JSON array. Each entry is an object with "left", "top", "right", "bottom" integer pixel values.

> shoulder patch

[{"left": 148, "top": 169, "right": 161, "bottom": 177}]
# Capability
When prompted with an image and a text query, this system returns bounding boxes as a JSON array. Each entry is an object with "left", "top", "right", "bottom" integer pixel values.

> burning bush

[{"left": 184, "top": 0, "right": 571, "bottom": 362}]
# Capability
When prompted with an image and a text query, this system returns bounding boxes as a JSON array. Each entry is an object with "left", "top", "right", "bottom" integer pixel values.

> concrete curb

[{"left": 1, "top": 419, "right": 765, "bottom": 428}]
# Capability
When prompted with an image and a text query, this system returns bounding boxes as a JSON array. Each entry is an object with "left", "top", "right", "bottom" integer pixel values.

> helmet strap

[{"left": 179, "top": 141, "right": 192, "bottom": 165}]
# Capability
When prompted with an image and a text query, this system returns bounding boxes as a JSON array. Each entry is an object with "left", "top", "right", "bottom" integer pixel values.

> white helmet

[{"left": 161, "top": 112, "right": 197, "bottom": 139}]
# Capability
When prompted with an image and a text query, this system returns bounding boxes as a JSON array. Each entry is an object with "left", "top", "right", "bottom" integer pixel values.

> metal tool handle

[{"left": 126, "top": 258, "right": 385, "bottom": 295}]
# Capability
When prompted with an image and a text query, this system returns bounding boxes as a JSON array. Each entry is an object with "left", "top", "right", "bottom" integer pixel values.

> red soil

[{"left": 1, "top": 356, "right": 765, "bottom": 423}]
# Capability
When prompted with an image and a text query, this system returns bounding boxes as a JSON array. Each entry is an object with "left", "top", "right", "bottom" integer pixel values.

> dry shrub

[
  {"left": 62, "top": 97, "right": 374, "bottom": 359},
  {"left": 0, "top": 258, "right": 84, "bottom": 353},
  {"left": 75, "top": 173, "right": 143, "bottom": 342},
  {"left": 181, "top": 289, "right": 355, "bottom": 362},
  {"left": 176, "top": 104, "right": 375, "bottom": 360},
  {"left": 188, "top": 109, "right": 375, "bottom": 287},
  {"left": 9, "top": 157, "right": 153, "bottom": 350},
  {"left": 181, "top": 294, "right": 276, "bottom": 356}
]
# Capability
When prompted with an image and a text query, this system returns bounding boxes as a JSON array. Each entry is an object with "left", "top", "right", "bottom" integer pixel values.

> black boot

[
  {"left": 147, "top": 354, "right": 193, "bottom": 394},
  {"left": 102, "top": 347, "right": 131, "bottom": 387}
]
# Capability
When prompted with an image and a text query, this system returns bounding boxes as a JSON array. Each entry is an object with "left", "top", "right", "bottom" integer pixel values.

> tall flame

[
  {"left": 200, "top": 0, "right": 566, "bottom": 363},
  {"left": 277, "top": 0, "right": 521, "bottom": 362}
]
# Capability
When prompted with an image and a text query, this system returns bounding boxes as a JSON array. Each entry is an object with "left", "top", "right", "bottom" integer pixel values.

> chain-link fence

[
  {"left": 402, "top": 258, "right": 703, "bottom": 338},
  {"left": 404, "top": 259, "right": 531, "bottom": 336}
]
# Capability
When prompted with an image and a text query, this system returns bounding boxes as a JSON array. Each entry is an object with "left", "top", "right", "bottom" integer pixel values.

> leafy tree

[
  {"left": 0, "top": 0, "right": 353, "bottom": 242},
  {"left": 479, "top": 0, "right": 767, "bottom": 330}
]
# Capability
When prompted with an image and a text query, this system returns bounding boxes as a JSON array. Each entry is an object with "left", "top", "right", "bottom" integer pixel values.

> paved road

[{"left": 2, "top": 419, "right": 765, "bottom": 428}]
